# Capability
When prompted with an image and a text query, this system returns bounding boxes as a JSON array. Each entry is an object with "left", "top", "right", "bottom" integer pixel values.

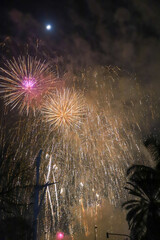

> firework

[
  {"left": 2, "top": 65, "right": 160, "bottom": 239},
  {"left": 0, "top": 56, "right": 56, "bottom": 114},
  {"left": 41, "top": 89, "right": 86, "bottom": 131}
]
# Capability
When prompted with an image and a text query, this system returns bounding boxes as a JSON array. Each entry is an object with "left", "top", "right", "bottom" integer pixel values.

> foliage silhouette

[{"left": 123, "top": 137, "right": 160, "bottom": 240}]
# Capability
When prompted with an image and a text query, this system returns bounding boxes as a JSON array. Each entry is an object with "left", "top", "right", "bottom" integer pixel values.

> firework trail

[
  {"left": 38, "top": 66, "right": 159, "bottom": 238},
  {"left": 1, "top": 64, "right": 160, "bottom": 239},
  {"left": 0, "top": 56, "right": 56, "bottom": 114},
  {"left": 41, "top": 89, "right": 86, "bottom": 131}
]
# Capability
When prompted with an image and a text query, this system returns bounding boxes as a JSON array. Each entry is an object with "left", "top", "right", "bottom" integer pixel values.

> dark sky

[
  {"left": 1, "top": 2, "right": 160, "bottom": 238},
  {"left": 1, "top": 0, "right": 160, "bottom": 85}
]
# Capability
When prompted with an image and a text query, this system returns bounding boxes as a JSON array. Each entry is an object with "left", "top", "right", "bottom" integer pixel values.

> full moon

[{"left": 46, "top": 24, "right": 52, "bottom": 30}]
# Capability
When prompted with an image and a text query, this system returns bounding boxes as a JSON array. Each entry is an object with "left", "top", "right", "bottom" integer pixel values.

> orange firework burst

[
  {"left": 0, "top": 56, "right": 56, "bottom": 114},
  {"left": 41, "top": 89, "right": 86, "bottom": 131}
]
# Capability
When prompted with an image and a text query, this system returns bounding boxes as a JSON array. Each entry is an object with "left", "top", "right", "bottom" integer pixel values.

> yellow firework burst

[
  {"left": 41, "top": 89, "right": 86, "bottom": 130},
  {"left": 0, "top": 56, "right": 56, "bottom": 114}
]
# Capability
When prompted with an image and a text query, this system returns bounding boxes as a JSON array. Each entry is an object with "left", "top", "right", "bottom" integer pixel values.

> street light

[
  {"left": 94, "top": 225, "right": 98, "bottom": 240},
  {"left": 106, "top": 232, "right": 131, "bottom": 239}
]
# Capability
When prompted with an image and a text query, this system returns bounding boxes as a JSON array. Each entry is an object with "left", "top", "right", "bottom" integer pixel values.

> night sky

[{"left": 1, "top": 0, "right": 160, "bottom": 84}]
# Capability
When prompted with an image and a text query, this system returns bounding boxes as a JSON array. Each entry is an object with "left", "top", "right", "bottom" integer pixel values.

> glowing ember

[
  {"left": 22, "top": 77, "right": 36, "bottom": 90},
  {"left": 56, "top": 232, "right": 64, "bottom": 239}
]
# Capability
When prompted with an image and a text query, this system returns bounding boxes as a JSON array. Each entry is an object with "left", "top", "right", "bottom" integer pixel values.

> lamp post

[
  {"left": 94, "top": 225, "right": 98, "bottom": 240},
  {"left": 106, "top": 232, "right": 131, "bottom": 239}
]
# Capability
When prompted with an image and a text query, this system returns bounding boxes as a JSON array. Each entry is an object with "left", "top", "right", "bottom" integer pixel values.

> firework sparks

[
  {"left": 22, "top": 77, "right": 36, "bottom": 89},
  {"left": 0, "top": 56, "right": 56, "bottom": 114},
  {"left": 41, "top": 89, "right": 86, "bottom": 131},
  {"left": 1, "top": 65, "right": 160, "bottom": 239}
]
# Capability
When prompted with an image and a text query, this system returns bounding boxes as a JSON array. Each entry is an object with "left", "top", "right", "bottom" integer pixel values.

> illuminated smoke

[{"left": 1, "top": 64, "right": 159, "bottom": 239}]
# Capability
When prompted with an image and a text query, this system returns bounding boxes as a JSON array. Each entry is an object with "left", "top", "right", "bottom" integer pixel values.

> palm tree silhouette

[{"left": 122, "top": 137, "right": 160, "bottom": 240}]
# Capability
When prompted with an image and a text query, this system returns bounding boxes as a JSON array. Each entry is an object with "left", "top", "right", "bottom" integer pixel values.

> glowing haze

[{"left": 0, "top": 61, "right": 159, "bottom": 240}]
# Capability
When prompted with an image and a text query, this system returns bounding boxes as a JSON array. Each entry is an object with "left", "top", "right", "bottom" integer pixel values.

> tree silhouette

[
  {"left": 0, "top": 138, "right": 34, "bottom": 218},
  {"left": 123, "top": 137, "right": 160, "bottom": 240},
  {"left": 0, "top": 216, "right": 32, "bottom": 240},
  {"left": 0, "top": 120, "right": 35, "bottom": 239}
]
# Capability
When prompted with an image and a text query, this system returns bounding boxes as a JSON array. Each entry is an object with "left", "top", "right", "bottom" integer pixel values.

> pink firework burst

[
  {"left": 0, "top": 56, "right": 56, "bottom": 115},
  {"left": 22, "top": 77, "right": 36, "bottom": 90}
]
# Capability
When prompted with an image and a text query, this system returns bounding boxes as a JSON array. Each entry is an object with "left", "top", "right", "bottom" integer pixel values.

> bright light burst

[
  {"left": 56, "top": 232, "right": 64, "bottom": 239},
  {"left": 22, "top": 77, "right": 36, "bottom": 89},
  {"left": 41, "top": 89, "right": 86, "bottom": 131},
  {"left": 0, "top": 56, "right": 56, "bottom": 114}
]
